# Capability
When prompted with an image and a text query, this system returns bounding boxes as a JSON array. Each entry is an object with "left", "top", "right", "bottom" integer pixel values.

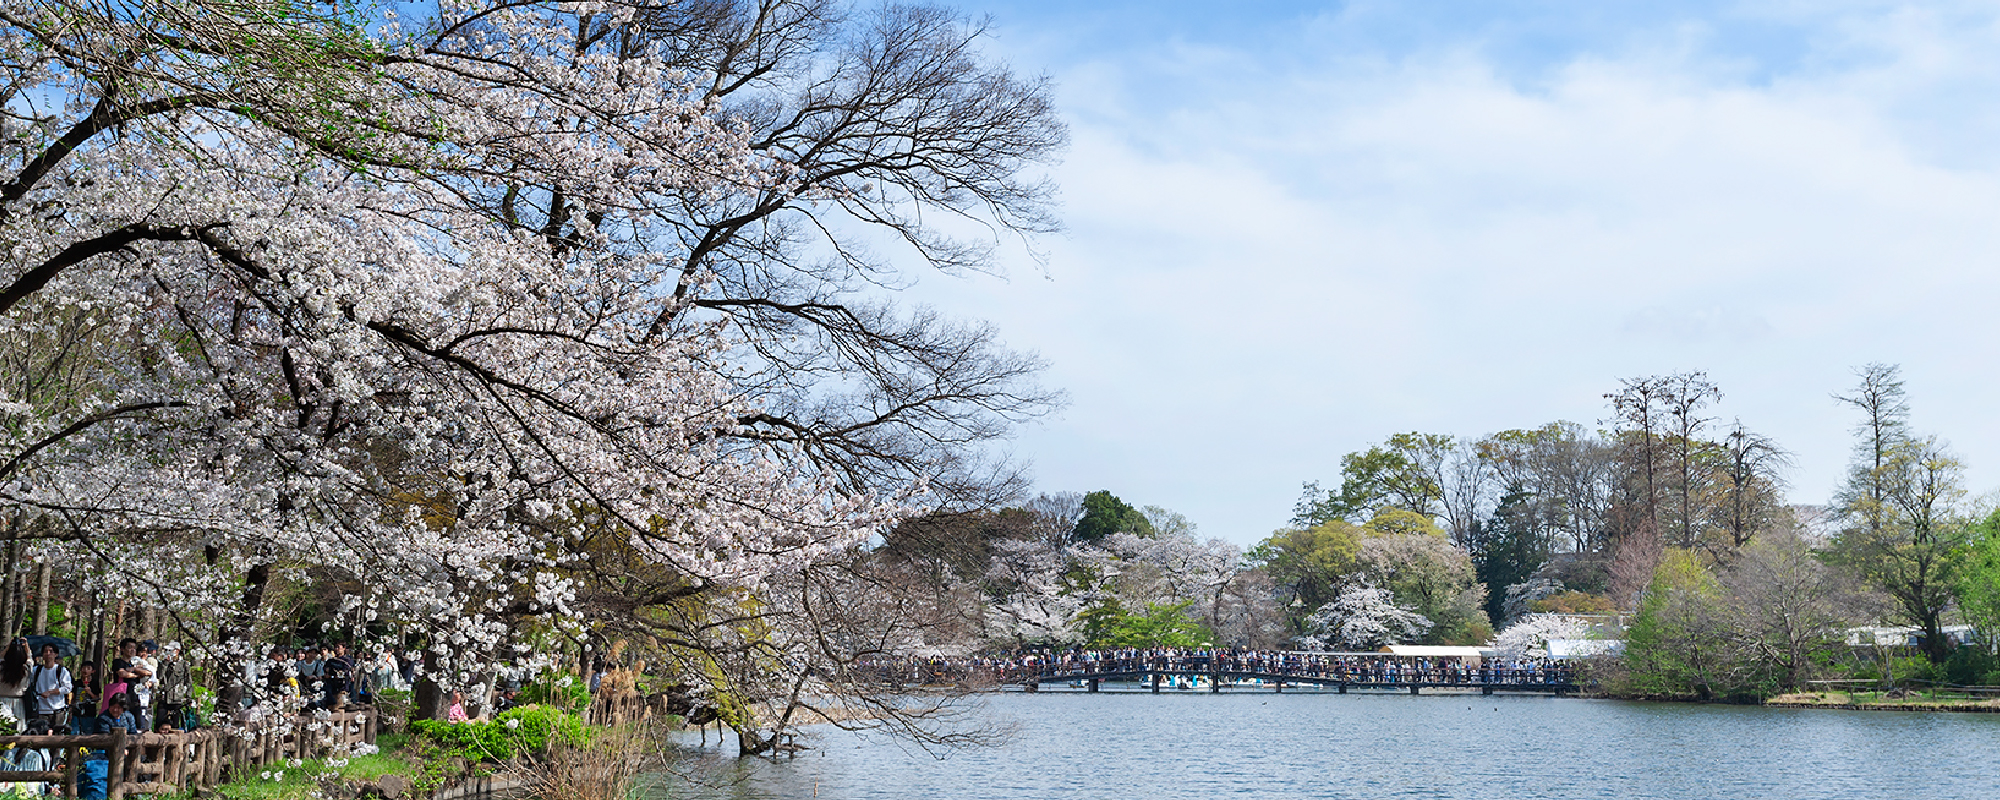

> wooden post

[
  {"left": 1409, "top": 685, "right": 1419, "bottom": 696},
  {"left": 207, "top": 731, "right": 223, "bottom": 787},
  {"left": 107, "top": 726, "right": 126, "bottom": 800},
  {"left": 180, "top": 734, "right": 196, "bottom": 790},
  {"left": 1150, "top": 674, "right": 1160, "bottom": 694},
  {"left": 167, "top": 734, "right": 186, "bottom": 787},
  {"left": 63, "top": 744, "right": 79, "bottom": 799},
  {"left": 1086, "top": 678, "right": 1098, "bottom": 693},
  {"left": 121, "top": 732, "right": 142, "bottom": 797}
]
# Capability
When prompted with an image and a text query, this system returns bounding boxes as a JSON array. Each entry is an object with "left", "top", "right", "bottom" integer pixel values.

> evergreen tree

[
  {"left": 1477, "top": 483, "right": 1549, "bottom": 625},
  {"left": 1072, "top": 490, "right": 1154, "bottom": 543}
]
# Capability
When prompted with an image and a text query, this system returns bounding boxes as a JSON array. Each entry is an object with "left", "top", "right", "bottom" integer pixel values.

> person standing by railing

[
  {"left": 29, "top": 644, "right": 71, "bottom": 732},
  {"left": 322, "top": 643, "right": 354, "bottom": 711},
  {"left": 0, "top": 641, "right": 29, "bottom": 728},
  {"left": 1, "top": 718, "right": 52, "bottom": 796},
  {"left": 116, "top": 640, "right": 154, "bottom": 732},
  {"left": 155, "top": 643, "right": 192, "bottom": 730}
]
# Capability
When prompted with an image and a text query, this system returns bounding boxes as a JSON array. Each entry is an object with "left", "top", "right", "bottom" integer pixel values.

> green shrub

[
  {"left": 1944, "top": 646, "right": 1999, "bottom": 687},
  {"left": 1841, "top": 652, "right": 1940, "bottom": 686},
  {"left": 409, "top": 704, "right": 585, "bottom": 762},
  {"left": 495, "top": 703, "right": 587, "bottom": 752}
]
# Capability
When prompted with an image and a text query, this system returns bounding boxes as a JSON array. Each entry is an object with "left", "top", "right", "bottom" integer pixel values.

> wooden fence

[{"left": 0, "top": 708, "right": 377, "bottom": 799}]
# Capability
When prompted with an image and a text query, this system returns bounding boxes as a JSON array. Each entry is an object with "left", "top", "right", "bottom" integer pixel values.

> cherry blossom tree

[
  {"left": 1492, "top": 613, "right": 1591, "bottom": 657},
  {"left": 1297, "top": 583, "right": 1433, "bottom": 651},
  {"left": 1094, "top": 530, "right": 1244, "bottom": 632},
  {"left": 0, "top": 0, "right": 1061, "bottom": 737},
  {"left": 981, "top": 538, "right": 1087, "bottom": 646}
]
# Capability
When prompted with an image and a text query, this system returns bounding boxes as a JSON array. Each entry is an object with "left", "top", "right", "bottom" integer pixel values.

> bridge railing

[{"left": 848, "top": 656, "right": 1576, "bottom": 687}]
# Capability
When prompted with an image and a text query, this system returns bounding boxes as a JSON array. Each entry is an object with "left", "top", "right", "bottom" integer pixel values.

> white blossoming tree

[
  {"left": 1297, "top": 583, "right": 1434, "bottom": 651},
  {"left": 1492, "top": 613, "right": 1592, "bottom": 657},
  {"left": 982, "top": 538, "right": 1088, "bottom": 646},
  {"left": 0, "top": 0, "right": 1062, "bottom": 752}
]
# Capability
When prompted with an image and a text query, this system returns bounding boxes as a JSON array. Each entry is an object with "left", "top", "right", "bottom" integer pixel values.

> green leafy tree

[
  {"left": 1293, "top": 433, "right": 1453, "bottom": 526},
  {"left": 1248, "top": 521, "right": 1364, "bottom": 632},
  {"left": 1959, "top": 509, "right": 2000, "bottom": 650},
  {"left": 1102, "top": 601, "right": 1215, "bottom": 648},
  {"left": 1072, "top": 490, "right": 1154, "bottom": 543},
  {"left": 1076, "top": 598, "right": 1131, "bottom": 645},
  {"left": 1830, "top": 436, "right": 1969, "bottom": 664},
  {"left": 1622, "top": 550, "right": 1740, "bottom": 699}
]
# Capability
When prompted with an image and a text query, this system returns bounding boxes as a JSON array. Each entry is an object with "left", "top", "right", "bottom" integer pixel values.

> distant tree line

[{"left": 872, "top": 365, "right": 2000, "bottom": 698}]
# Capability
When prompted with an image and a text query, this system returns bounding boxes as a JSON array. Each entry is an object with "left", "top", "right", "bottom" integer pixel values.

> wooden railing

[{"left": 0, "top": 707, "right": 377, "bottom": 799}]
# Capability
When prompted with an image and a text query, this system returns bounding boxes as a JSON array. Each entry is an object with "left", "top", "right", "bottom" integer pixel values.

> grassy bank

[
  {"left": 193, "top": 703, "right": 679, "bottom": 800},
  {"left": 200, "top": 734, "right": 416, "bottom": 800},
  {"left": 1765, "top": 690, "right": 2000, "bottom": 712}
]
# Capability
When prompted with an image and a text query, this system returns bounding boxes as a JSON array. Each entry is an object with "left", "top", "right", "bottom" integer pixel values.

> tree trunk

[
  {"left": 414, "top": 648, "right": 445, "bottom": 722},
  {"left": 32, "top": 561, "right": 49, "bottom": 635},
  {"left": 216, "top": 561, "right": 272, "bottom": 712},
  {"left": 75, "top": 590, "right": 93, "bottom": 661},
  {"left": 0, "top": 538, "right": 17, "bottom": 638},
  {"left": 88, "top": 590, "right": 108, "bottom": 669},
  {"left": 1921, "top": 614, "right": 1951, "bottom": 664}
]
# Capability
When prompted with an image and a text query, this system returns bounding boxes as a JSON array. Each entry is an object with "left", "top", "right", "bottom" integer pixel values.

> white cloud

[{"left": 916, "top": 2, "right": 2000, "bottom": 543}]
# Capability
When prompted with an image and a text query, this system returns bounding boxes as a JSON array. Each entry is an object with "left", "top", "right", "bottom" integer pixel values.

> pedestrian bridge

[{"left": 870, "top": 652, "right": 1581, "bottom": 696}]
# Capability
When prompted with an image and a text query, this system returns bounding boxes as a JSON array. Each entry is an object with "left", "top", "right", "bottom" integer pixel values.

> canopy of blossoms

[{"left": 0, "top": 0, "right": 911, "bottom": 686}]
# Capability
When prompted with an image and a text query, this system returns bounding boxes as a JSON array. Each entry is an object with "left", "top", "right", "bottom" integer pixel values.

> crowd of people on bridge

[{"left": 864, "top": 647, "right": 1578, "bottom": 687}]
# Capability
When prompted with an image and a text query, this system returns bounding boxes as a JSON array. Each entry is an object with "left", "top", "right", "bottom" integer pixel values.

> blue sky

[{"left": 891, "top": 1, "right": 2000, "bottom": 546}]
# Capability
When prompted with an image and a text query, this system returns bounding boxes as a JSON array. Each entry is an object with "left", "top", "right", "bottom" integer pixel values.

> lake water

[{"left": 653, "top": 688, "right": 2000, "bottom": 799}]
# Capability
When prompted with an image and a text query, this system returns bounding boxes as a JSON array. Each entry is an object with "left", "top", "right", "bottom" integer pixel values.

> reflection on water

[{"left": 644, "top": 690, "right": 2000, "bottom": 799}]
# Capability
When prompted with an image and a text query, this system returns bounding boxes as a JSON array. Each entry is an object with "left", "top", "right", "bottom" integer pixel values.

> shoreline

[
  {"left": 955, "top": 685, "right": 2000, "bottom": 715},
  {"left": 1760, "top": 691, "right": 2000, "bottom": 714},
  {"left": 1762, "top": 701, "right": 2000, "bottom": 713}
]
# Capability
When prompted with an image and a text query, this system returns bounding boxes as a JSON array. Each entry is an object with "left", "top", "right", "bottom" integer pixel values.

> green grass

[{"left": 196, "top": 736, "right": 417, "bottom": 800}]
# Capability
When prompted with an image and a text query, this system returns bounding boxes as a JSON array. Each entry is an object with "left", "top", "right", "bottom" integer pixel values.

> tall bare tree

[
  {"left": 1833, "top": 363, "right": 1911, "bottom": 539},
  {"left": 1606, "top": 375, "right": 1671, "bottom": 531},
  {"left": 1712, "top": 422, "right": 1791, "bottom": 552}
]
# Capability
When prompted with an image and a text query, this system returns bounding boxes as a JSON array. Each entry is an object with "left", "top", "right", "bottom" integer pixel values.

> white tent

[
  {"left": 1546, "top": 639, "right": 1623, "bottom": 659},
  {"left": 1384, "top": 645, "right": 1492, "bottom": 659}
]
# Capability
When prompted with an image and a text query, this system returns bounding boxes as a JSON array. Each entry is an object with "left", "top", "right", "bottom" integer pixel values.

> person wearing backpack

[
  {"left": 154, "top": 643, "right": 192, "bottom": 730},
  {"left": 28, "top": 644, "right": 72, "bottom": 731}
]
